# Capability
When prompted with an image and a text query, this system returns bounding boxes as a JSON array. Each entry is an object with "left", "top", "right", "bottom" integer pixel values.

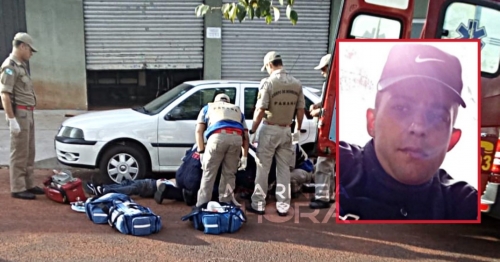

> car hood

[{"left": 62, "top": 108, "right": 152, "bottom": 130}]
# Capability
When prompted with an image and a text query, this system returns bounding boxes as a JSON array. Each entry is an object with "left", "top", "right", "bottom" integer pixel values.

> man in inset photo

[{"left": 338, "top": 42, "right": 479, "bottom": 221}]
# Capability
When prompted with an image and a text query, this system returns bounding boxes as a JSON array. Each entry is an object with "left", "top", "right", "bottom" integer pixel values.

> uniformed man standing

[
  {"left": 195, "top": 93, "right": 249, "bottom": 208},
  {"left": 309, "top": 54, "right": 336, "bottom": 209},
  {"left": 247, "top": 51, "right": 306, "bottom": 216},
  {"left": 0, "top": 32, "right": 44, "bottom": 200}
]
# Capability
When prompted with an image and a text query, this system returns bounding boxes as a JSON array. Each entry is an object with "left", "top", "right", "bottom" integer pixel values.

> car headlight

[{"left": 58, "top": 126, "right": 84, "bottom": 139}]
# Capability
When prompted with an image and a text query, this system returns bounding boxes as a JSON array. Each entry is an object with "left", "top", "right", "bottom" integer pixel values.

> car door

[
  {"left": 317, "top": 0, "right": 415, "bottom": 157},
  {"left": 157, "top": 83, "right": 239, "bottom": 170},
  {"left": 240, "top": 83, "right": 315, "bottom": 144}
]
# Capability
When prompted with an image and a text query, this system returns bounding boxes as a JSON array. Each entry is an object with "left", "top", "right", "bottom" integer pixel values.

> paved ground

[
  {"left": 0, "top": 110, "right": 87, "bottom": 169},
  {"left": 0, "top": 168, "right": 499, "bottom": 262}
]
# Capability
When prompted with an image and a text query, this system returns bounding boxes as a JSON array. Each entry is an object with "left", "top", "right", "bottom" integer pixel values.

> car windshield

[{"left": 139, "top": 83, "right": 195, "bottom": 115}]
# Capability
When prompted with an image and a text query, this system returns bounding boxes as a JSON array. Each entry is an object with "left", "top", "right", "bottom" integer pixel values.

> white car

[{"left": 55, "top": 80, "right": 321, "bottom": 183}]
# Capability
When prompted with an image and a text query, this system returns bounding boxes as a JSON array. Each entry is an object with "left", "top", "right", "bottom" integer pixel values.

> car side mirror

[{"left": 165, "top": 107, "right": 183, "bottom": 121}]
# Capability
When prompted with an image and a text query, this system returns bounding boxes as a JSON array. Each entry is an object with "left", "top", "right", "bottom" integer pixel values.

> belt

[
  {"left": 16, "top": 105, "right": 35, "bottom": 111},
  {"left": 213, "top": 128, "right": 243, "bottom": 136},
  {"left": 263, "top": 121, "right": 290, "bottom": 127}
]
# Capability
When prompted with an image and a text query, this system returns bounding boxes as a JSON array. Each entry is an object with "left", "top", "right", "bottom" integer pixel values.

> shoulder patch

[
  {"left": 4, "top": 68, "right": 13, "bottom": 76},
  {"left": 257, "top": 92, "right": 262, "bottom": 100}
]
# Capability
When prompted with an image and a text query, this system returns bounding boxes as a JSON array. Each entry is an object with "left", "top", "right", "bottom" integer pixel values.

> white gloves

[
  {"left": 292, "top": 131, "right": 300, "bottom": 144},
  {"left": 238, "top": 157, "right": 247, "bottom": 171},
  {"left": 249, "top": 131, "right": 256, "bottom": 144},
  {"left": 8, "top": 118, "right": 20, "bottom": 135},
  {"left": 199, "top": 153, "right": 204, "bottom": 165}
]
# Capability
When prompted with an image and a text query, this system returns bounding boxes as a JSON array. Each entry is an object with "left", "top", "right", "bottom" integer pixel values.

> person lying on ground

[{"left": 85, "top": 178, "right": 184, "bottom": 204}]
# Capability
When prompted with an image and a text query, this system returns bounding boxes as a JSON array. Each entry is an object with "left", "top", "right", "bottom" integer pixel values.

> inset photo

[{"left": 336, "top": 40, "right": 480, "bottom": 222}]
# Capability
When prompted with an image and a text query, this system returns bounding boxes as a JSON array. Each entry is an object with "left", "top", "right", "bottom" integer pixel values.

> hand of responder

[
  {"left": 249, "top": 130, "right": 256, "bottom": 144},
  {"left": 8, "top": 117, "right": 21, "bottom": 135},
  {"left": 238, "top": 157, "right": 247, "bottom": 171},
  {"left": 199, "top": 153, "right": 204, "bottom": 165},
  {"left": 309, "top": 103, "right": 319, "bottom": 112},
  {"left": 292, "top": 131, "right": 300, "bottom": 144},
  {"left": 310, "top": 108, "right": 322, "bottom": 117}
]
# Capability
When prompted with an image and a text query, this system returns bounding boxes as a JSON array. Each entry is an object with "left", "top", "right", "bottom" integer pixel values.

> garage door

[
  {"left": 83, "top": 0, "right": 204, "bottom": 70},
  {"left": 221, "top": 0, "right": 331, "bottom": 89}
]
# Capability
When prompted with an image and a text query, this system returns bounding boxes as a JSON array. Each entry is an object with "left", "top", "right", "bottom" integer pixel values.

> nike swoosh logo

[{"left": 415, "top": 55, "right": 445, "bottom": 63}]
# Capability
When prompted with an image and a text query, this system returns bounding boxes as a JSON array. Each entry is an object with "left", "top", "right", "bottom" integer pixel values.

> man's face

[
  {"left": 20, "top": 43, "right": 33, "bottom": 61},
  {"left": 321, "top": 66, "right": 328, "bottom": 78},
  {"left": 368, "top": 79, "right": 459, "bottom": 185}
]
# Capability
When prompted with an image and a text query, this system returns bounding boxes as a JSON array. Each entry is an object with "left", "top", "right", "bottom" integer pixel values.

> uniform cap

[
  {"left": 378, "top": 43, "right": 465, "bottom": 108},
  {"left": 314, "top": 54, "right": 332, "bottom": 70},
  {"left": 261, "top": 51, "right": 282, "bottom": 72},
  {"left": 214, "top": 93, "right": 230, "bottom": 103},
  {"left": 13, "top": 32, "right": 38, "bottom": 52}
]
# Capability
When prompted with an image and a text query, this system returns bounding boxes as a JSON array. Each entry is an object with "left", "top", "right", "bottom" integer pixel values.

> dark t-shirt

[{"left": 338, "top": 139, "right": 478, "bottom": 220}]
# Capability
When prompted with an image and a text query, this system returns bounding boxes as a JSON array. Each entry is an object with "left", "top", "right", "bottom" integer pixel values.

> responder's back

[
  {"left": 264, "top": 69, "right": 303, "bottom": 126},
  {"left": 205, "top": 101, "right": 243, "bottom": 127}
]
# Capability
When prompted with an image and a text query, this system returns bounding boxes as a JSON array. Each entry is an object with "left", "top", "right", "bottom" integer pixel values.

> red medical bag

[{"left": 43, "top": 170, "right": 88, "bottom": 204}]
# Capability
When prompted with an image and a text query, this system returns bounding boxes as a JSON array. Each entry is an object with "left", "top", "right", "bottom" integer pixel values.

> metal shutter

[
  {"left": 221, "top": 0, "right": 331, "bottom": 89},
  {"left": 83, "top": 0, "right": 204, "bottom": 70}
]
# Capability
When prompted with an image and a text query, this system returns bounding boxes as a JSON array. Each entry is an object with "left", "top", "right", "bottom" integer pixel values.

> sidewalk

[{"left": 0, "top": 109, "right": 87, "bottom": 169}]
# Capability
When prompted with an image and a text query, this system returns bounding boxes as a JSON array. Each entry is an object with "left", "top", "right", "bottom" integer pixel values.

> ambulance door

[{"left": 317, "top": 0, "right": 415, "bottom": 157}]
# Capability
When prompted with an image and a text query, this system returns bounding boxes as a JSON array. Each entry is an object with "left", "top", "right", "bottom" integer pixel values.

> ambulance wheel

[{"left": 99, "top": 145, "right": 147, "bottom": 184}]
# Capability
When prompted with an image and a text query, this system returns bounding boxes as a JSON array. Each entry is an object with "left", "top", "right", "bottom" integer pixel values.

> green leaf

[
  {"left": 265, "top": 14, "right": 273, "bottom": 24},
  {"left": 236, "top": 4, "right": 247, "bottom": 22},
  {"left": 249, "top": 0, "right": 258, "bottom": 8},
  {"left": 259, "top": 0, "right": 271, "bottom": 12},
  {"left": 272, "top": 6, "right": 280, "bottom": 22},
  {"left": 195, "top": 4, "right": 211, "bottom": 17},
  {"left": 287, "top": 0, "right": 295, "bottom": 6},
  {"left": 229, "top": 3, "right": 238, "bottom": 23},
  {"left": 238, "top": 0, "right": 249, "bottom": 8},
  {"left": 247, "top": 6, "right": 255, "bottom": 19},
  {"left": 222, "top": 3, "right": 231, "bottom": 19},
  {"left": 290, "top": 9, "right": 298, "bottom": 25},
  {"left": 279, "top": 0, "right": 284, "bottom": 5},
  {"left": 255, "top": 7, "right": 262, "bottom": 18}
]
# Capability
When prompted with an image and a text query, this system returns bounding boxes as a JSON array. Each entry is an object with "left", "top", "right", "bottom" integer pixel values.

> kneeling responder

[{"left": 194, "top": 93, "right": 249, "bottom": 208}]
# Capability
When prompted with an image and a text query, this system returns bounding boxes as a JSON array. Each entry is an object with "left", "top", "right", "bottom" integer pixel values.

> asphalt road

[{"left": 0, "top": 168, "right": 499, "bottom": 262}]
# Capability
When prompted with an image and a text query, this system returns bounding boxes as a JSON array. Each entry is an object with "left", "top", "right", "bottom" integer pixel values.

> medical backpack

[
  {"left": 181, "top": 202, "right": 246, "bottom": 235},
  {"left": 84, "top": 193, "right": 134, "bottom": 224},
  {"left": 108, "top": 200, "right": 162, "bottom": 236}
]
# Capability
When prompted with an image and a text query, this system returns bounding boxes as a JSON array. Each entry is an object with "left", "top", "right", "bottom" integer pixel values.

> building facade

[{"left": 0, "top": 0, "right": 429, "bottom": 110}]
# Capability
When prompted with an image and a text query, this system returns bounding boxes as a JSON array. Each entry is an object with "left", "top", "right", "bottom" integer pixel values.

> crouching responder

[
  {"left": 310, "top": 53, "right": 335, "bottom": 209},
  {"left": 194, "top": 93, "right": 249, "bottom": 208}
]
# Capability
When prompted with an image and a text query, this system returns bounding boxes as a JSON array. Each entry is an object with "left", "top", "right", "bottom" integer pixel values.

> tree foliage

[{"left": 195, "top": 0, "right": 299, "bottom": 25}]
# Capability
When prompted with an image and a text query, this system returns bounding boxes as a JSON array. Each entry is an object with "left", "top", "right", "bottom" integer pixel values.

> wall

[
  {"left": 25, "top": 0, "right": 87, "bottom": 110},
  {"left": 203, "top": 0, "right": 223, "bottom": 80}
]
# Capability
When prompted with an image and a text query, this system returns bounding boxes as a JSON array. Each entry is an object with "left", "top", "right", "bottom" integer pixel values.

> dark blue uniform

[{"left": 338, "top": 140, "right": 478, "bottom": 220}]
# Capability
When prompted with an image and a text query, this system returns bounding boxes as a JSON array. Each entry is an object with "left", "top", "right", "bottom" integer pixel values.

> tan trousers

[
  {"left": 251, "top": 124, "right": 293, "bottom": 213},
  {"left": 8, "top": 109, "right": 36, "bottom": 193},
  {"left": 313, "top": 156, "right": 335, "bottom": 202},
  {"left": 196, "top": 133, "right": 242, "bottom": 207}
]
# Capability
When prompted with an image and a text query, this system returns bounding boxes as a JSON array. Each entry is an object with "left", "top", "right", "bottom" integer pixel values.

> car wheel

[{"left": 99, "top": 145, "right": 147, "bottom": 184}]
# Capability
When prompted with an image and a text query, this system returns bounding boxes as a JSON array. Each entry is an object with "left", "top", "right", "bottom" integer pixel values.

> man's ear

[
  {"left": 366, "top": 108, "right": 376, "bottom": 138},
  {"left": 447, "top": 128, "right": 462, "bottom": 152}
]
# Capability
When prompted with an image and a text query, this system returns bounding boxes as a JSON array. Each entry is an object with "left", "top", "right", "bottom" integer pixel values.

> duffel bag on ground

[
  {"left": 42, "top": 170, "right": 87, "bottom": 204},
  {"left": 108, "top": 200, "right": 162, "bottom": 236},
  {"left": 85, "top": 193, "right": 133, "bottom": 224},
  {"left": 181, "top": 201, "right": 247, "bottom": 235}
]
